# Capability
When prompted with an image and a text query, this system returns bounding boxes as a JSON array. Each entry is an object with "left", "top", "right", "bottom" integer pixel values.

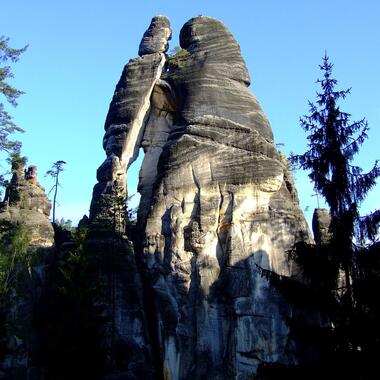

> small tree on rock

[{"left": 46, "top": 160, "right": 66, "bottom": 223}]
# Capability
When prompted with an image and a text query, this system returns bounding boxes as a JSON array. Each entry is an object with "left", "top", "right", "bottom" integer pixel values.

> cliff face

[{"left": 90, "top": 16, "right": 310, "bottom": 379}]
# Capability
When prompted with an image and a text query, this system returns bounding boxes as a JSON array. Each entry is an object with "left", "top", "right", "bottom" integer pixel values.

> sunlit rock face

[
  {"left": 89, "top": 15, "right": 310, "bottom": 379},
  {"left": 0, "top": 161, "right": 54, "bottom": 247}
]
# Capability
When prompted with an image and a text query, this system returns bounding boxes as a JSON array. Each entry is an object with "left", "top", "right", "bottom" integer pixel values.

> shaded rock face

[
  {"left": 88, "top": 17, "right": 173, "bottom": 379},
  {"left": 139, "top": 15, "right": 172, "bottom": 56},
  {"left": 312, "top": 208, "right": 331, "bottom": 245},
  {"left": 90, "top": 16, "right": 310, "bottom": 379},
  {"left": 85, "top": 236, "right": 156, "bottom": 379},
  {"left": 0, "top": 161, "right": 54, "bottom": 247}
]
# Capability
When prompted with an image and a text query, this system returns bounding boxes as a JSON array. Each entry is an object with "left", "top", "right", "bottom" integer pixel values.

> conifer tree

[
  {"left": 257, "top": 55, "right": 380, "bottom": 379},
  {"left": 291, "top": 54, "right": 380, "bottom": 305},
  {"left": 0, "top": 36, "right": 27, "bottom": 192},
  {"left": 0, "top": 36, "right": 27, "bottom": 154}
]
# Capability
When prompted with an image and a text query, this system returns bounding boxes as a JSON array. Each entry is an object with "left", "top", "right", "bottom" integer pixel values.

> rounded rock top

[{"left": 138, "top": 15, "right": 172, "bottom": 56}]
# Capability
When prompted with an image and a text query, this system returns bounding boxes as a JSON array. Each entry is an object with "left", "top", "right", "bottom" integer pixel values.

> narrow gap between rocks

[{"left": 126, "top": 147, "right": 144, "bottom": 220}]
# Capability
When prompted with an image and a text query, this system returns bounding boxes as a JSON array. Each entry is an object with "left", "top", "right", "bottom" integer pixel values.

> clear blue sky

[{"left": 2, "top": 0, "right": 379, "bottom": 226}]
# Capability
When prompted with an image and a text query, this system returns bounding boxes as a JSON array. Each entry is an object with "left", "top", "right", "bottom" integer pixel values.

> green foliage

[
  {"left": 291, "top": 54, "right": 380, "bottom": 244},
  {"left": 167, "top": 46, "right": 189, "bottom": 68},
  {"left": 105, "top": 180, "right": 137, "bottom": 233},
  {"left": 0, "top": 152, "right": 28, "bottom": 201},
  {"left": 258, "top": 56, "right": 380, "bottom": 379},
  {"left": 0, "top": 221, "right": 31, "bottom": 362},
  {"left": 55, "top": 217, "right": 74, "bottom": 231},
  {"left": 46, "top": 160, "right": 66, "bottom": 222},
  {"left": 58, "top": 238, "right": 90, "bottom": 301},
  {"left": 44, "top": 226, "right": 105, "bottom": 379},
  {"left": 0, "top": 221, "right": 30, "bottom": 295},
  {"left": 108, "top": 180, "right": 127, "bottom": 235},
  {"left": 7, "top": 151, "right": 27, "bottom": 168},
  {"left": 0, "top": 36, "right": 27, "bottom": 198},
  {"left": 290, "top": 55, "right": 379, "bottom": 317},
  {"left": 45, "top": 160, "right": 66, "bottom": 179},
  {"left": 0, "top": 36, "right": 27, "bottom": 155}
]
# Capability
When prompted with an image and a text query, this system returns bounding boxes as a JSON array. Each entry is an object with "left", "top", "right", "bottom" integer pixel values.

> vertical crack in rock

[
  {"left": 88, "top": 15, "right": 312, "bottom": 380},
  {"left": 138, "top": 78, "right": 177, "bottom": 225},
  {"left": 123, "top": 55, "right": 166, "bottom": 168},
  {"left": 190, "top": 164, "right": 201, "bottom": 194}
]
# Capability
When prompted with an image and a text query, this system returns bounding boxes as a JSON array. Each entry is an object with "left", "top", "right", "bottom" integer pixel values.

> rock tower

[
  {"left": 0, "top": 159, "right": 54, "bottom": 247},
  {"left": 89, "top": 16, "right": 311, "bottom": 379}
]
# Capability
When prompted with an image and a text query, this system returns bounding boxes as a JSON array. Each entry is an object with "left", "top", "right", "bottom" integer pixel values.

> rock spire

[
  {"left": 0, "top": 159, "right": 54, "bottom": 247},
  {"left": 89, "top": 15, "right": 311, "bottom": 379}
]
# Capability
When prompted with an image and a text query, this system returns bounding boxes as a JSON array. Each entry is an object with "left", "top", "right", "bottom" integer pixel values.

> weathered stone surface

[
  {"left": 312, "top": 208, "right": 331, "bottom": 245},
  {"left": 89, "top": 15, "right": 311, "bottom": 380},
  {"left": 0, "top": 161, "right": 54, "bottom": 247},
  {"left": 138, "top": 16, "right": 172, "bottom": 56},
  {"left": 85, "top": 237, "right": 156, "bottom": 379},
  {"left": 88, "top": 16, "right": 173, "bottom": 378},
  {"left": 89, "top": 16, "right": 170, "bottom": 230},
  {"left": 137, "top": 17, "right": 310, "bottom": 379}
]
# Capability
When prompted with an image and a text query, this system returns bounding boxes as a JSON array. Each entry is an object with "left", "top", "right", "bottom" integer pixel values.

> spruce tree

[
  {"left": 293, "top": 54, "right": 380, "bottom": 377},
  {"left": 257, "top": 55, "right": 380, "bottom": 379},
  {"left": 292, "top": 54, "right": 380, "bottom": 306}
]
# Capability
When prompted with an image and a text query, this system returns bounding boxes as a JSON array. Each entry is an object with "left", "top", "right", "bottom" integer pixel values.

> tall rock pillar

[
  {"left": 89, "top": 16, "right": 172, "bottom": 233},
  {"left": 141, "top": 16, "right": 311, "bottom": 379}
]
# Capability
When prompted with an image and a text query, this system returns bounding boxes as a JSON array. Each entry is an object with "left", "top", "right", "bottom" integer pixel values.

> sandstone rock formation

[
  {"left": 312, "top": 208, "right": 331, "bottom": 245},
  {"left": 88, "top": 17, "right": 174, "bottom": 378},
  {"left": 90, "top": 15, "right": 172, "bottom": 233},
  {"left": 139, "top": 15, "right": 172, "bottom": 56},
  {"left": 90, "top": 15, "right": 311, "bottom": 379},
  {"left": 0, "top": 158, "right": 54, "bottom": 247}
]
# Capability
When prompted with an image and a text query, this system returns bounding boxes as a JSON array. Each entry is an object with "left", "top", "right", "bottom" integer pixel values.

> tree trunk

[{"left": 52, "top": 174, "right": 58, "bottom": 222}]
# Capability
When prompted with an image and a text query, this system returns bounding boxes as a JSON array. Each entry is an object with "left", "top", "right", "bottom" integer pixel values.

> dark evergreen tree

[
  {"left": 41, "top": 227, "right": 106, "bottom": 380},
  {"left": 292, "top": 55, "right": 380, "bottom": 305},
  {"left": 256, "top": 55, "right": 380, "bottom": 379},
  {"left": 0, "top": 36, "right": 27, "bottom": 194},
  {"left": 0, "top": 36, "right": 27, "bottom": 154}
]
